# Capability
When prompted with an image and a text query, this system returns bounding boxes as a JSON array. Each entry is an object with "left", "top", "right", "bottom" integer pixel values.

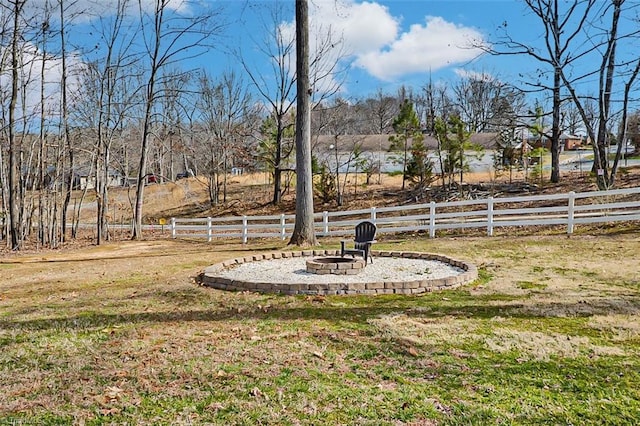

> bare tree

[
  {"left": 289, "top": 0, "right": 316, "bottom": 246},
  {"left": 481, "top": 0, "right": 596, "bottom": 183},
  {"left": 452, "top": 72, "right": 526, "bottom": 134},
  {"left": 313, "top": 98, "right": 363, "bottom": 205},
  {"left": 241, "top": 0, "right": 345, "bottom": 205},
  {"left": 558, "top": 0, "right": 640, "bottom": 188},
  {"left": 35, "top": 0, "right": 53, "bottom": 247},
  {"left": 4, "top": 0, "right": 27, "bottom": 249},
  {"left": 364, "top": 90, "right": 398, "bottom": 135},
  {"left": 131, "top": 0, "right": 223, "bottom": 239},
  {"left": 627, "top": 111, "right": 640, "bottom": 156},
  {"left": 157, "top": 69, "right": 191, "bottom": 183},
  {"left": 196, "top": 70, "right": 255, "bottom": 206},
  {"left": 562, "top": 102, "right": 583, "bottom": 135},
  {"left": 70, "top": 0, "right": 137, "bottom": 244},
  {"left": 240, "top": 2, "right": 296, "bottom": 205}
]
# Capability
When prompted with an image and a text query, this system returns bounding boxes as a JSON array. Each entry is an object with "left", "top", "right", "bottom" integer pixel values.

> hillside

[{"left": 77, "top": 166, "right": 640, "bottom": 228}]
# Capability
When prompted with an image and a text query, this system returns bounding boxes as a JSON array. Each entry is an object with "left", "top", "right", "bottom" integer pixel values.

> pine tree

[{"left": 389, "top": 99, "right": 422, "bottom": 190}]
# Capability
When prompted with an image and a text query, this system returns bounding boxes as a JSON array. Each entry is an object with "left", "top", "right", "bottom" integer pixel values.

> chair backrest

[{"left": 354, "top": 221, "right": 376, "bottom": 243}]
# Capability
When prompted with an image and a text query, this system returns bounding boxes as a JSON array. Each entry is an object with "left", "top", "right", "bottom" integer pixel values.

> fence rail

[{"left": 170, "top": 187, "right": 640, "bottom": 242}]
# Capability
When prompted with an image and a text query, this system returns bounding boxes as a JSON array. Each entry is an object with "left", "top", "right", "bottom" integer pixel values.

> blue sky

[
  {"left": 16, "top": 0, "right": 640, "bottom": 116},
  {"left": 213, "top": 0, "right": 543, "bottom": 99}
]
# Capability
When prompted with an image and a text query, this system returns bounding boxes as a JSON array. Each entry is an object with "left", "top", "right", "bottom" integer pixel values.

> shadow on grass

[
  {"left": 0, "top": 245, "right": 287, "bottom": 265},
  {"left": 2, "top": 292, "right": 640, "bottom": 333}
]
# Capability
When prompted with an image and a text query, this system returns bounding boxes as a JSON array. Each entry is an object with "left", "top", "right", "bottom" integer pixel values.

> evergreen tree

[
  {"left": 405, "top": 138, "right": 434, "bottom": 192},
  {"left": 389, "top": 99, "right": 423, "bottom": 190},
  {"left": 435, "top": 115, "right": 481, "bottom": 193}
]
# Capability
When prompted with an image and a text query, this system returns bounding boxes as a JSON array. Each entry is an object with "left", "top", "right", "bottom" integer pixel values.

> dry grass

[
  {"left": 72, "top": 166, "right": 640, "bottom": 226},
  {"left": 1, "top": 231, "right": 640, "bottom": 424},
  {"left": 3, "top": 167, "right": 640, "bottom": 424}
]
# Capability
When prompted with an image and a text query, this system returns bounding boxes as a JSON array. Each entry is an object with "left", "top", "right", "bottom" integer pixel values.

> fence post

[
  {"left": 207, "top": 217, "right": 213, "bottom": 242},
  {"left": 567, "top": 191, "right": 576, "bottom": 235},
  {"left": 322, "top": 211, "right": 329, "bottom": 236},
  {"left": 429, "top": 201, "right": 436, "bottom": 238},
  {"left": 281, "top": 214, "right": 286, "bottom": 240},
  {"left": 487, "top": 197, "right": 494, "bottom": 237},
  {"left": 242, "top": 216, "right": 248, "bottom": 244},
  {"left": 171, "top": 217, "right": 176, "bottom": 238},
  {"left": 370, "top": 207, "right": 377, "bottom": 223}
]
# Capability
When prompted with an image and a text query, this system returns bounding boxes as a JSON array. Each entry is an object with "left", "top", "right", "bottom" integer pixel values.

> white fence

[{"left": 170, "top": 187, "right": 640, "bottom": 243}]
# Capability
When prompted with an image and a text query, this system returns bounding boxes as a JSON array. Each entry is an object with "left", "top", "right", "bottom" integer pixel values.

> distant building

[
  {"left": 73, "top": 167, "right": 127, "bottom": 190},
  {"left": 528, "top": 133, "right": 584, "bottom": 151},
  {"left": 313, "top": 133, "right": 500, "bottom": 152}
]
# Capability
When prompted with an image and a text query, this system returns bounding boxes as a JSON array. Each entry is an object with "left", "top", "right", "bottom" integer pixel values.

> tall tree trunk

[
  {"left": 38, "top": 4, "right": 49, "bottom": 246},
  {"left": 273, "top": 120, "right": 283, "bottom": 204},
  {"left": 132, "top": 3, "right": 162, "bottom": 240},
  {"left": 59, "top": 0, "right": 74, "bottom": 241},
  {"left": 550, "top": 0, "right": 561, "bottom": 183},
  {"left": 289, "top": 0, "right": 317, "bottom": 247},
  {"left": 550, "top": 69, "right": 561, "bottom": 183},
  {"left": 8, "top": 0, "right": 24, "bottom": 250},
  {"left": 0, "top": 136, "right": 9, "bottom": 247},
  {"left": 591, "top": 0, "right": 622, "bottom": 189},
  {"left": 609, "top": 59, "right": 640, "bottom": 187},
  {"left": 132, "top": 88, "right": 154, "bottom": 240}
]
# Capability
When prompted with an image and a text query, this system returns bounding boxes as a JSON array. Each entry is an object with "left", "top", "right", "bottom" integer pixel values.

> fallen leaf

[
  {"left": 103, "top": 386, "right": 124, "bottom": 404},
  {"left": 99, "top": 407, "right": 121, "bottom": 416}
]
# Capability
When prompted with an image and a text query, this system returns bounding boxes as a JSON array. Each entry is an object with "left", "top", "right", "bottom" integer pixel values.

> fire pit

[
  {"left": 306, "top": 256, "right": 366, "bottom": 275},
  {"left": 201, "top": 249, "right": 478, "bottom": 295}
]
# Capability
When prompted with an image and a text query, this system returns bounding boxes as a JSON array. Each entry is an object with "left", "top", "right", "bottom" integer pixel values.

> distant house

[
  {"left": 73, "top": 167, "right": 127, "bottom": 190},
  {"left": 528, "top": 133, "right": 584, "bottom": 151},
  {"left": 501, "top": 141, "right": 534, "bottom": 167},
  {"left": 560, "top": 133, "right": 584, "bottom": 150}
]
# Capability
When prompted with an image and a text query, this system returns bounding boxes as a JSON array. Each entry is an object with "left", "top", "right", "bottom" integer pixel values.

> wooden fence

[{"left": 170, "top": 187, "right": 640, "bottom": 243}]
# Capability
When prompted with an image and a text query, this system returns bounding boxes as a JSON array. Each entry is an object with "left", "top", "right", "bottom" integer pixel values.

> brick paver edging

[{"left": 201, "top": 250, "right": 478, "bottom": 295}]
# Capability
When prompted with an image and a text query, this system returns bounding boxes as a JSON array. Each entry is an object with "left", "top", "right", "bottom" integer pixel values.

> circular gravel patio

[{"left": 201, "top": 249, "right": 477, "bottom": 295}]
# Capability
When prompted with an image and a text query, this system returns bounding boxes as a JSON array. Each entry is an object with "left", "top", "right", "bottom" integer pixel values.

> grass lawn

[{"left": 1, "top": 231, "right": 639, "bottom": 425}]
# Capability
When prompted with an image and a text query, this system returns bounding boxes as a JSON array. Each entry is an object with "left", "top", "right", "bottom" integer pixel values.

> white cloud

[
  {"left": 354, "top": 15, "right": 487, "bottom": 81},
  {"left": 276, "top": 0, "right": 400, "bottom": 95},
  {"left": 313, "top": 0, "right": 399, "bottom": 55},
  {"left": 278, "top": 1, "right": 488, "bottom": 88}
]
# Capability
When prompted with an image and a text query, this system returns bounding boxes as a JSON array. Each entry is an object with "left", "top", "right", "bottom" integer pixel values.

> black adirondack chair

[{"left": 341, "top": 221, "right": 377, "bottom": 264}]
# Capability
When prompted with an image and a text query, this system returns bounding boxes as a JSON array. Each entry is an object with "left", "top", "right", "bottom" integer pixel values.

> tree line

[{"left": 1, "top": 0, "right": 639, "bottom": 250}]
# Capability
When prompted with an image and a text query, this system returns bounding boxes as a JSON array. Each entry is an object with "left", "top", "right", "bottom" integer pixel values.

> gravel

[{"left": 217, "top": 256, "right": 464, "bottom": 284}]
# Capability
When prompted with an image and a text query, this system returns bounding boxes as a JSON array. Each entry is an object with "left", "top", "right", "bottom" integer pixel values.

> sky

[
  {"left": 202, "top": 0, "right": 638, "bottom": 103},
  {"left": 9, "top": 0, "right": 639, "bottom": 119},
  {"left": 220, "top": 0, "right": 538, "bottom": 98}
]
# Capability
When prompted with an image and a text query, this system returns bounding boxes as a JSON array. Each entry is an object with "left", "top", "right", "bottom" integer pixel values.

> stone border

[{"left": 201, "top": 250, "right": 478, "bottom": 295}]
